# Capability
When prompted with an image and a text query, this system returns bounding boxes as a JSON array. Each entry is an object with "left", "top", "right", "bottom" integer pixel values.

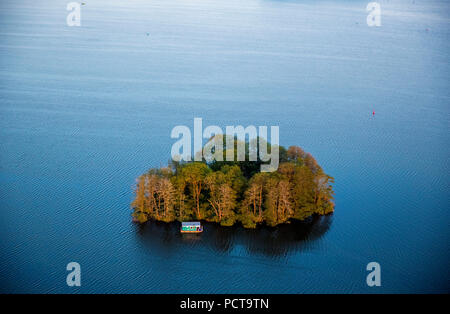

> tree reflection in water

[{"left": 134, "top": 215, "right": 333, "bottom": 258}]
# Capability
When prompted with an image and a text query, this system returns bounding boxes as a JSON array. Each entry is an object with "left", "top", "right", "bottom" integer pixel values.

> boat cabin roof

[{"left": 181, "top": 222, "right": 201, "bottom": 227}]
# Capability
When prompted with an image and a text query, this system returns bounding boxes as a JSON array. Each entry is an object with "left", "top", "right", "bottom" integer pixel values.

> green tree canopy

[{"left": 131, "top": 140, "right": 335, "bottom": 228}]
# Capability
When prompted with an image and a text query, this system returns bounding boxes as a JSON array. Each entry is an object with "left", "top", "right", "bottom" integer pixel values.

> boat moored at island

[{"left": 181, "top": 222, "right": 203, "bottom": 233}]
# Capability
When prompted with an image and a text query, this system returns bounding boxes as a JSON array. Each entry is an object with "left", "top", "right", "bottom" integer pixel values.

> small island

[{"left": 131, "top": 137, "right": 334, "bottom": 228}]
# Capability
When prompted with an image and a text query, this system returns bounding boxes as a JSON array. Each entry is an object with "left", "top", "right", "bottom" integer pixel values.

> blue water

[{"left": 0, "top": 0, "right": 449, "bottom": 293}]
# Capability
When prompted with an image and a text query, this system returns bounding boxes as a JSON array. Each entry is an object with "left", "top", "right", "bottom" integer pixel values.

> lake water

[{"left": 0, "top": 0, "right": 448, "bottom": 293}]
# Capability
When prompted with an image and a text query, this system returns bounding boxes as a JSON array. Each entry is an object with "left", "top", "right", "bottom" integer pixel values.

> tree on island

[{"left": 131, "top": 137, "right": 334, "bottom": 228}]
